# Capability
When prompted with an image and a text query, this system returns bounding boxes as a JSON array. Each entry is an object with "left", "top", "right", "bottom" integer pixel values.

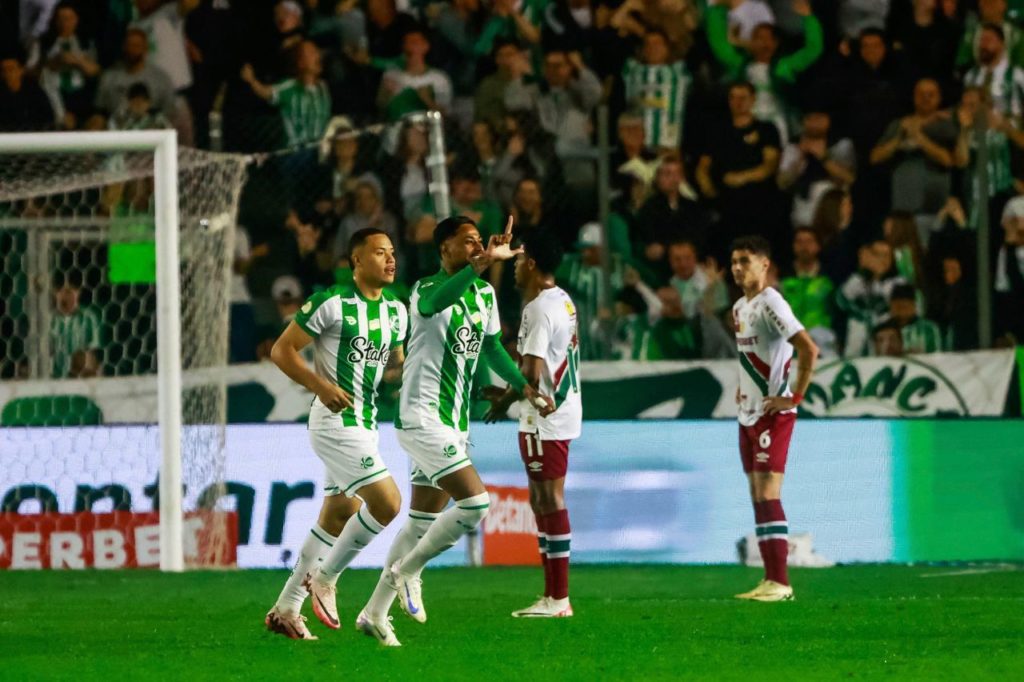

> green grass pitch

[{"left": 3, "top": 565, "right": 1022, "bottom": 680}]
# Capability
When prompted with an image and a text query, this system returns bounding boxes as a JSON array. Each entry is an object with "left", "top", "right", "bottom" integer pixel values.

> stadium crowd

[{"left": 4, "top": 0, "right": 1024, "bottom": 372}]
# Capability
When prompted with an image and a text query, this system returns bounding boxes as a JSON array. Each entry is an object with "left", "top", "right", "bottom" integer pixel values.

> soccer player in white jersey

[
  {"left": 730, "top": 236, "right": 819, "bottom": 602},
  {"left": 484, "top": 230, "right": 582, "bottom": 618},
  {"left": 264, "top": 228, "right": 408, "bottom": 642},
  {"left": 358, "top": 215, "right": 553, "bottom": 635}
]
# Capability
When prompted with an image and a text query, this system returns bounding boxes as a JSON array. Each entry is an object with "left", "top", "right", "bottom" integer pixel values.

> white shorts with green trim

[
  {"left": 397, "top": 425, "right": 471, "bottom": 489},
  {"left": 309, "top": 426, "right": 392, "bottom": 498}
]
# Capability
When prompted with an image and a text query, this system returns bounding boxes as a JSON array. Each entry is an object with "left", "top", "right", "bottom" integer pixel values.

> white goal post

[{"left": 1, "top": 131, "right": 181, "bottom": 571}]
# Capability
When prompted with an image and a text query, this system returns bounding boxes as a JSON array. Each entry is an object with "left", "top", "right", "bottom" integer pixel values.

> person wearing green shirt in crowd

[
  {"left": 241, "top": 40, "right": 331, "bottom": 148},
  {"left": 957, "top": 0, "right": 1024, "bottom": 68},
  {"left": 556, "top": 222, "right": 627, "bottom": 359},
  {"left": 706, "top": 0, "right": 823, "bottom": 143},
  {"left": 476, "top": 0, "right": 546, "bottom": 56},
  {"left": 377, "top": 28, "right": 453, "bottom": 121},
  {"left": 780, "top": 227, "right": 836, "bottom": 355},
  {"left": 50, "top": 275, "right": 103, "bottom": 379},
  {"left": 883, "top": 284, "right": 943, "bottom": 354}
]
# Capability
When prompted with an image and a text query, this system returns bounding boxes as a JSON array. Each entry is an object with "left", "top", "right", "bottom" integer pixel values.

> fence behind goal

[{"left": 0, "top": 134, "right": 248, "bottom": 568}]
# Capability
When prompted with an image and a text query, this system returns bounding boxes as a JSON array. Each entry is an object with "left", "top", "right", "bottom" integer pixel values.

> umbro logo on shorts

[
  {"left": 755, "top": 452, "right": 770, "bottom": 463},
  {"left": 529, "top": 461, "right": 543, "bottom": 471}
]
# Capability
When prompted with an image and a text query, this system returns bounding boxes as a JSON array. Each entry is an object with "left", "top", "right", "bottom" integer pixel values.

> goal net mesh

[{"left": 0, "top": 145, "right": 249, "bottom": 567}]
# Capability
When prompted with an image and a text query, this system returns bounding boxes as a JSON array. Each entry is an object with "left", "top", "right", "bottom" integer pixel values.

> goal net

[{"left": 0, "top": 133, "right": 249, "bottom": 569}]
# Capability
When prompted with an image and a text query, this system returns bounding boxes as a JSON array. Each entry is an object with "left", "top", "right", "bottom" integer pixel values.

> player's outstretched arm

[
  {"left": 480, "top": 336, "right": 555, "bottom": 416},
  {"left": 271, "top": 322, "right": 353, "bottom": 412},
  {"left": 765, "top": 330, "right": 819, "bottom": 414}
]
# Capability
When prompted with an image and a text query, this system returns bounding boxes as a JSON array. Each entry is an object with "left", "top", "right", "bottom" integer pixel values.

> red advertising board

[
  {"left": 0, "top": 512, "right": 237, "bottom": 569},
  {"left": 482, "top": 485, "right": 541, "bottom": 566}
]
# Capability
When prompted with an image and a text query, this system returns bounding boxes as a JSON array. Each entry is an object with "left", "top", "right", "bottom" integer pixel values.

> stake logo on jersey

[
  {"left": 399, "top": 271, "right": 501, "bottom": 432},
  {"left": 517, "top": 287, "right": 583, "bottom": 441},
  {"left": 294, "top": 284, "right": 408, "bottom": 431},
  {"left": 732, "top": 287, "right": 804, "bottom": 427}
]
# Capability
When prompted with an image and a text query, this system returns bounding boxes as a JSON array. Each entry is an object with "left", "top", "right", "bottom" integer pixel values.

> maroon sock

[
  {"left": 541, "top": 509, "right": 571, "bottom": 600},
  {"left": 535, "top": 513, "right": 552, "bottom": 597},
  {"left": 756, "top": 500, "right": 789, "bottom": 586}
]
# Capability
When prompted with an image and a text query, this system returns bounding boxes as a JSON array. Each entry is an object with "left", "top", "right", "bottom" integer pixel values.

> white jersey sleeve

[{"left": 763, "top": 289, "right": 804, "bottom": 341}]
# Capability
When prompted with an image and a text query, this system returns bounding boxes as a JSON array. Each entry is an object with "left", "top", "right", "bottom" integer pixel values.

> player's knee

[
  {"left": 367, "top": 496, "right": 400, "bottom": 526},
  {"left": 456, "top": 491, "right": 490, "bottom": 527}
]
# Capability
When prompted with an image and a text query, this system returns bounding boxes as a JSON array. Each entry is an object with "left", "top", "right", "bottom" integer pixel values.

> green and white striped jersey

[
  {"left": 294, "top": 284, "right": 408, "bottom": 430},
  {"left": 622, "top": 59, "right": 691, "bottom": 148},
  {"left": 398, "top": 270, "right": 501, "bottom": 433},
  {"left": 270, "top": 78, "right": 331, "bottom": 147},
  {"left": 50, "top": 307, "right": 102, "bottom": 378}
]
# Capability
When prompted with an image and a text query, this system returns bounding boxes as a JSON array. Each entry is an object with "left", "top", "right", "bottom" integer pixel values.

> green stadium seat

[{"left": 1, "top": 395, "right": 104, "bottom": 427}]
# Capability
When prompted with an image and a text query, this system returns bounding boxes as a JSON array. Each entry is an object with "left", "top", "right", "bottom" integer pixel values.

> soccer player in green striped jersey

[
  {"left": 361, "top": 215, "right": 553, "bottom": 632},
  {"left": 265, "top": 228, "right": 407, "bottom": 644},
  {"left": 622, "top": 30, "right": 691, "bottom": 151}
]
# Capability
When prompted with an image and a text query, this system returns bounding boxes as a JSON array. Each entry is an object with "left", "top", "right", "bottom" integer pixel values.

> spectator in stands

[
  {"left": 479, "top": 0, "right": 544, "bottom": 51},
  {"left": 256, "top": 274, "right": 308, "bottom": 361},
  {"left": 432, "top": 0, "right": 489, "bottom": 124},
  {"left": 381, "top": 121, "right": 430, "bottom": 220},
  {"left": 622, "top": 29, "right": 691, "bottom": 152},
  {"left": 995, "top": 195, "right": 1024, "bottom": 342},
  {"left": 505, "top": 47, "right": 601, "bottom": 189},
  {"left": 0, "top": 49, "right": 56, "bottom": 130},
  {"left": 781, "top": 226, "right": 837, "bottom": 355},
  {"left": 557, "top": 222, "right": 627, "bottom": 358},
  {"left": 957, "top": 0, "right": 1024, "bottom": 68},
  {"left": 883, "top": 283, "right": 944, "bottom": 353},
  {"left": 474, "top": 38, "right": 526, "bottom": 132},
  {"left": 870, "top": 77, "right": 958, "bottom": 222},
  {"left": 610, "top": 112, "right": 657, "bottom": 193},
  {"left": 285, "top": 209, "right": 334, "bottom": 293},
  {"left": 241, "top": 40, "right": 331, "bottom": 149},
  {"left": 273, "top": 0, "right": 306, "bottom": 58},
  {"left": 706, "top": 0, "right": 823, "bottom": 143},
  {"left": 230, "top": 226, "right": 266, "bottom": 364},
  {"left": 50, "top": 274, "right": 102, "bottom": 379},
  {"left": 778, "top": 108, "right": 857, "bottom": 229},
  {"left": 953, "top": 86, "right": 1023, "bottom": 233},
  {"left": 108, "top": 83, "right": 172, "bottom": 130},
  {"left": 27, "top": 2, "right": 100, "bottom": 130},
  {"left": 838, "top": 239, "right": 907, "bottom": 356},
  {"left": 131, "top": 0, "right": 198, "bottom": 146},
  {"left": 931, "top": 253, "right": 977, "bottom": 350},
  {"left": 623, "top": 265, "right": 735, "bottom": 360},
  {"left": 89, "top": 28, "right": 175, "bottom": 131},
  {"left": 666, "top": 239, "right": 730, "bottom": 319},
  {"left": 333, "top": 176, "right": 398, "bottom": 264},
  {"left": 377, "top": 27, "right": 453, "bottom": 120},
  {"left": 460, "top": 120, "right": 509, "bottom": 205},
  {"left": 591, "top": 280, "right": 651, "bottom": 360},
  {"left": 871, "top": 318, "right": 905, "bottom": 356},
  {"left": 696, "top": 81, "right": 783, "bottom": 260},
  {"left": 883, "top": 211, "right": 926, "bottom": 295},
  {"left": 609, "top": 0, "right": 700, "bottom": 61},
  {"left": 365, "top": 0, "right": 419, "bottom": 61},
  {"left": 610, "top": 157, "right": 657, "bottom": 258},
  {"left": 540, "top": 0, "right": 596, "bottom": 56},
  {"left": 636, "top": 155, "right": 706, "bottom": 279},
  {"left": 886, "top": 0, "right": 960, "bottom": 87},
  {"left": 962, "top": 23, "right": 1024, "bottom": 117},
  {"left": 728, "top": 0, "right": 776, "bottom": 46},
  {"left": 813, "top": 187, "right": 858, "bottom": 284},
  {"left": 500, "top": 110, "right": 563, "bottom": 207},
  {"left": 314, "top": 116, "right": 375, "bottom": 222},
  {"left": 842, "top": 28, "right": 905, "bottom": 160}
]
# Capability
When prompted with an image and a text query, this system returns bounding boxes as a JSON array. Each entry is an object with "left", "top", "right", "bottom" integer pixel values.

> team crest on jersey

[
  {"left": 301, "top": 302, "right": 312, "bottom": 314},
  {"left": 390, "top": 315, "right": 402, "bottom": 333}
]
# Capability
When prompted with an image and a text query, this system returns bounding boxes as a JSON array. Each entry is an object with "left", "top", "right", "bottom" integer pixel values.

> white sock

[
  {"left": 398, "top": 492, "right": 490, "bottom": 576},
  {"left": 275, "top": 524, "right": 337, "bottom": 615},
  {"left": 317, "top": 507, "right": 386, "bottom": 585},
  {"left": 364, "top": 510, "right": 439, "bottom": 619}
]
